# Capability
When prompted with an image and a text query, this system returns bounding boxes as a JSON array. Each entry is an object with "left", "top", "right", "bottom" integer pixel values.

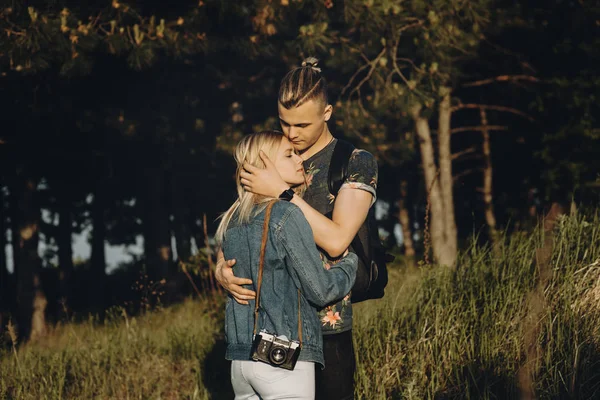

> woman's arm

[{"left": 279, "top": 206, "right": 358, "bottom": 307}]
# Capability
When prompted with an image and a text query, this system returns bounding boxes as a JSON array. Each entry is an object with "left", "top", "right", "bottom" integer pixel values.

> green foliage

[
  {"left": 241, "top": 0, "right": 493, "bottom": 168},
  {"left": 0, "top": 1, "right": 208, "bottom": 75}
]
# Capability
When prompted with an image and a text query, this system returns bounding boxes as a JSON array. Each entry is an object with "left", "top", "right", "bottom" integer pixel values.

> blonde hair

[
  {"left": 279, "top": 57, "right": 328, "bottom": 109},
  {"left": 216, "top": 130, "right": 287, "bottom": 244}
]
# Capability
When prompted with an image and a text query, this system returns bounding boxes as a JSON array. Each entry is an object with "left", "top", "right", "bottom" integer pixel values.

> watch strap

[{"left": 279, "top": 188, "right": 295, "bottom": 201}]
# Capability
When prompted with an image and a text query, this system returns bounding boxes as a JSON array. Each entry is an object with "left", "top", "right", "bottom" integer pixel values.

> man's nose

[{"left": 288, "top": 127, "right": 298, "bottom": 140}]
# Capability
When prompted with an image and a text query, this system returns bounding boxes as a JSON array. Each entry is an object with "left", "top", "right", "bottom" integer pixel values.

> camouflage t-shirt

[{"left": 302, "top": 138, "right": 378, "bottom": 335}]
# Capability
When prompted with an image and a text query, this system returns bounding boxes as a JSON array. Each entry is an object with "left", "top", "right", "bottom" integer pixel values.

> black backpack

[{"left": 327, "top": 139, "right": 391, "bottom": 303}]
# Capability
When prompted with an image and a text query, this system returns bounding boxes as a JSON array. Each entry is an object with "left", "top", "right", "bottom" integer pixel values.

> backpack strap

[{"left": 328, "top": 139, "right": 355, "bottom": 196}]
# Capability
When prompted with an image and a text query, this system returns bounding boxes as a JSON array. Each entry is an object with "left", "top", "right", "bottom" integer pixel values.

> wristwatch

[{"left": 279, "top": 188, "right": 295, "bottom": 201}]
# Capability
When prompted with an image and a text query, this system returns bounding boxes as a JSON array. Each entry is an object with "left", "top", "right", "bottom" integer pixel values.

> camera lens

[{"left": 269, "top": 347, "right": 287, "bottom": 365}]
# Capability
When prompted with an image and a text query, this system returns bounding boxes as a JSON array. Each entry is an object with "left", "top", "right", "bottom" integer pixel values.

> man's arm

[
  {"left": 240, "top": 151, "right": 374, "bottom": 258},
  {"left": 214, "top": 248, "right": 256, "bottom": 305},
  {"left": 289, "top": 189, "right": 371, "bottom": 257}
]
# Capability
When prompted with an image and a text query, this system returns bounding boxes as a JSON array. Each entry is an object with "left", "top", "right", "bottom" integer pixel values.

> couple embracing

[{"left": 215, "top": 57, "right": 379, "bottom": 400}]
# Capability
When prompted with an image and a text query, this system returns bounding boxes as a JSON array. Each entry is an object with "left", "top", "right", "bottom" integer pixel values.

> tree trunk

[
  {"left": 57, "top": 190, "right": 74, "bottom": 317},
  {"left": 480, "top": 108, "right": 499, "bottom": 248},
  {"left": 437, "top": 87, "right": 458, "bottom": 265},
  {"left": 10, "top": 185, "right": 20, "bottom": 284},
  {"left": 397, "top": 180, "right": 415, "bottom": 257},
  {"left": 12, "top": 174, "right": 46, "bottom": 342},
  {"left": 90, "top": 187, "right": 107, "bottom": 315},
  {"left": 141, "top": 168, "right": 171, "bottom": 282},
  {"left": 172, "top": 175, "right": 191, "bottom": 262},
  {"left": 410, "top": 102, "right": 456, "bottom": 267},
  {"left": 0, "top": 185, "right": 8, "bottom": 317}
]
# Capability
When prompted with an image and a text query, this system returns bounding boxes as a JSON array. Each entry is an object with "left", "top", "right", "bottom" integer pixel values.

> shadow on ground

[
  {"left": 433, "top": 361, "right": 518, "bottom": 400},
  {"left": 202, "top": 338, "right": 235, "bottom": 400}
]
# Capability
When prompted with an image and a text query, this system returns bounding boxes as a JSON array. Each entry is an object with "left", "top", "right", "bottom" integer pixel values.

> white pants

[{"left": 231, "top": 360, "right": 315, "bottom": 400}]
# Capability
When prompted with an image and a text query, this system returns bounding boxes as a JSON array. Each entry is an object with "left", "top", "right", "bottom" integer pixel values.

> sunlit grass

[
  {"left": 1, "top": 298, "right": 226, "bottom": 399},
  {"left": 2, "top": 211, "right": 600, "bottom": 399}
]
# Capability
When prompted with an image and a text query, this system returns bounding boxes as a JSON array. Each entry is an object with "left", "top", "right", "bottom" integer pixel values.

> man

[{"left": 216, "top": 57, "right": 377, "bottom": 400}]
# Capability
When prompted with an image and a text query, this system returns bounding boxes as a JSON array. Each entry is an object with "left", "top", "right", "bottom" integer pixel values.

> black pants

[{"left": 316, "top": 330, "right": 355, "bottom": 400}]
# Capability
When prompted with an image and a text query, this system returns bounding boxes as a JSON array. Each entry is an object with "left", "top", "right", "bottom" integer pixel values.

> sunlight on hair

[
  {"left": 215, "top": 131, "right": 285, "bottom": 244},
  {"left": 279, "top": 57, "right": 328, "bottom": 109}
]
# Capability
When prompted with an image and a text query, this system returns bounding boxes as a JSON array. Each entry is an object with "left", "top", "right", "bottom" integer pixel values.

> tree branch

[
  {"left": 453, "top": 168, "right": 482, "bottom": 182},
  {"left": 391, "top": 40, "right": 411, "bottom": 87},
  {"left": 343, "top": 48, "right": 386, "bottom": 100},
  {"left": 462, "top": 74, "right": 539, "bottom": 87},
  {"left": 451, "top": 146, "right": 477, "bottom": 160},
  {"left": 451, "top": 125, "right": 508, "bottom": 134},
  {"left": 341, "top": 61, "right": 372, "bottom": 96},
  {"left": 451, "top": 103, "right": 535, "bottom": 121}
]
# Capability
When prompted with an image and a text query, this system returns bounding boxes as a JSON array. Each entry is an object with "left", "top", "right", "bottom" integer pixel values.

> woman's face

[{"left": 274, "top": 137, "right": 305, "bottom": 187}]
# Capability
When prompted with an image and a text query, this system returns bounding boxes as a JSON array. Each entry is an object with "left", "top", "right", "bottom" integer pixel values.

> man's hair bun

[{"left": 301, "top": 57, "right": 321, "bottom": 73}]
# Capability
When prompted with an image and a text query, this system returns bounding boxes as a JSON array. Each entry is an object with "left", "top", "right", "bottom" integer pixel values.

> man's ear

[{"left": 324, "top": 104, "right": 333, "bottom": 122}]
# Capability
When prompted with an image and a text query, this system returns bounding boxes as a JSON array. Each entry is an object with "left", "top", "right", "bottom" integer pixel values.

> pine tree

[{"left": 0, "top": 1, "right": 208, "bottom": 76}]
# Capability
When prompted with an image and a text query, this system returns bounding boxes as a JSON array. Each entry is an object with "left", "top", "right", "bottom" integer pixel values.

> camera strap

[{"left": 253, "top": 200, "right": 303, "bottom": 347}]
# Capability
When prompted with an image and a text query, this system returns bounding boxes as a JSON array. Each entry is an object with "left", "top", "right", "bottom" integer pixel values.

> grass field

[{"left": 2, "top": 211, "right": 600, "bottom": 399}]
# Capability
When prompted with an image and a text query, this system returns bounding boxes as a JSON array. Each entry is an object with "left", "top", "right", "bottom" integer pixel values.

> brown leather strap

[
  {"left": 252, "top": 200, "right": 303, "bottom": 347},
  {"left": 253, "top": 200, "right": 276, "bottom": 338},
  {"left": 297, "top": 290, "right": 302, "bottom": 346}
]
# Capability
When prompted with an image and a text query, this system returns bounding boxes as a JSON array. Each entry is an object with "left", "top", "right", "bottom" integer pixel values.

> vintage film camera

[{"left": 251, "top": 330, "right": 301, "bottom": 371}]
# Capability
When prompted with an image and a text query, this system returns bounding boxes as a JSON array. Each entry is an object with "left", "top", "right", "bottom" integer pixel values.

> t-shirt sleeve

[{"left": 338, "top": 148, "right": 378, "bottom": 206}]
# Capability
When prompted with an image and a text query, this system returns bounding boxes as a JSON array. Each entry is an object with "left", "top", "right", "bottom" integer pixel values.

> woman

[{"left": 216, "top": 130, "right": 357, "bottom": 400}]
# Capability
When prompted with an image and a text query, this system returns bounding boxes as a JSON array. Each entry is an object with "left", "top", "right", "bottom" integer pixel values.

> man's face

[{"left": 278, "top": 99, "right": 332, "bottom": 154}]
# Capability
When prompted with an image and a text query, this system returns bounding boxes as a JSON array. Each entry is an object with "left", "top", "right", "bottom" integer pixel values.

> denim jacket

[{"left": 222, "top": 201, "right": 358, "bottom": 368}]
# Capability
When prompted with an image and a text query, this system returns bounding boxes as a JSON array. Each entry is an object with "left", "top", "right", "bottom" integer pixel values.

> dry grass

[
  {"left": 353, "top": 212, "right": 600, "bottom": 399},
  {"left": 1, "top": 298, "right": 224, "bottom": 399}
]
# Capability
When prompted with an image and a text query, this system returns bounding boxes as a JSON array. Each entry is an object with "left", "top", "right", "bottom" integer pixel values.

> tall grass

[
  {"left": 354, "top": 211, "right": 600, "bottom": 399},
  {"left": 2, "top": 212, "right": 600, "bottom": 399}
]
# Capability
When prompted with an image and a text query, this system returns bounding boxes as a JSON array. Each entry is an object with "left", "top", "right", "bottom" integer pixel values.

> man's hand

[
  {"left": 215, "top": 256, "right": 256, "bottom": 305},
  {"left": 240, "top": 151, "right": 289, "bottom": 198}
]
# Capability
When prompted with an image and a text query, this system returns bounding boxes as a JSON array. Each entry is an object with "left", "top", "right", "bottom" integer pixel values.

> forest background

[{"left": 0, "top": 0, "right": 599, "bottom": 398}]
